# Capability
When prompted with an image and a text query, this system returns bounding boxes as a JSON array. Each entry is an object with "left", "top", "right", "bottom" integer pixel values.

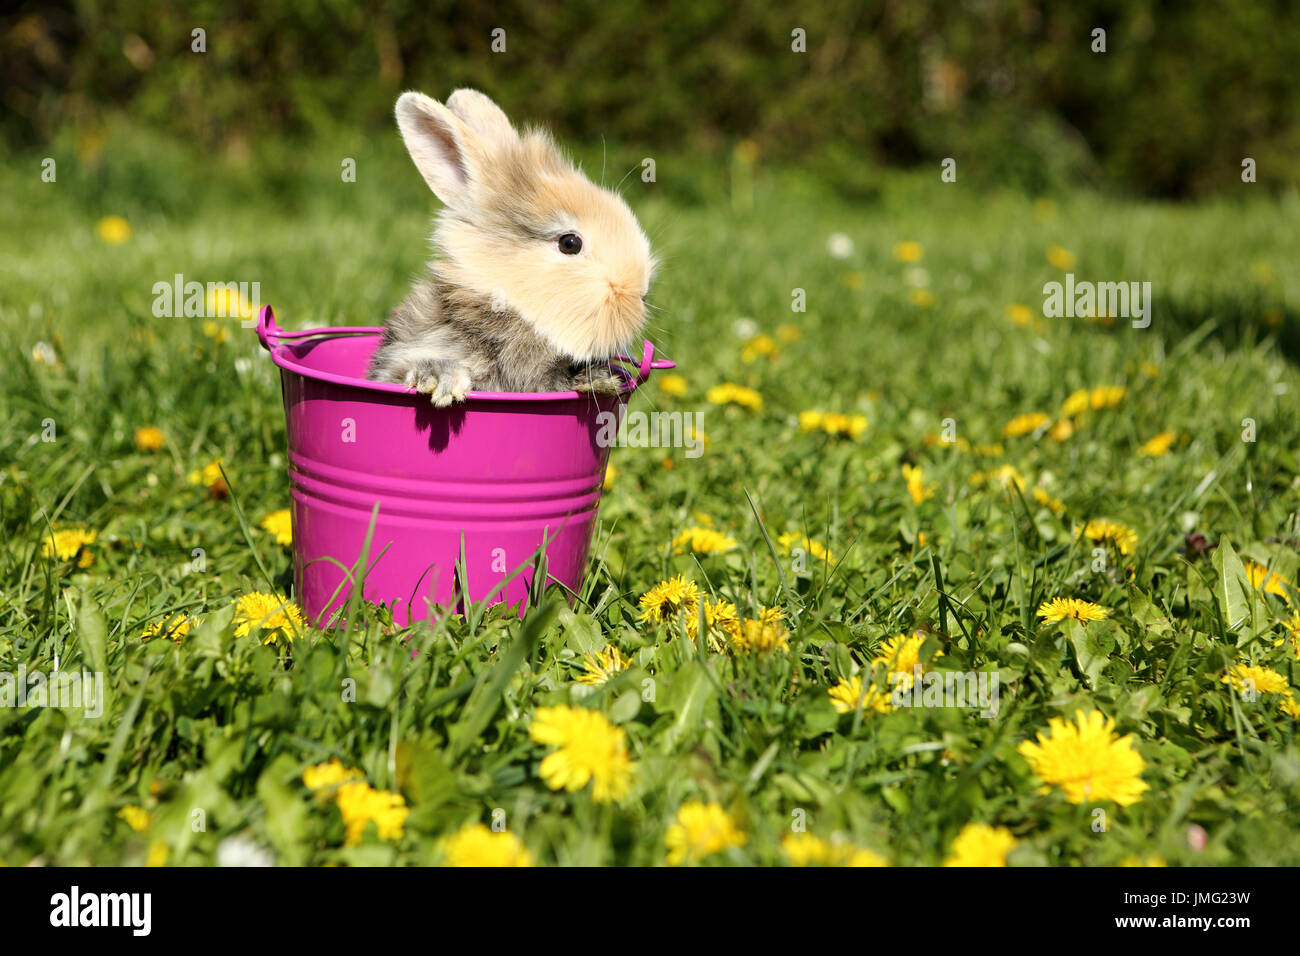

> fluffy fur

[{"left": 367, "top": 88, "right": 656, "bottom": 403}]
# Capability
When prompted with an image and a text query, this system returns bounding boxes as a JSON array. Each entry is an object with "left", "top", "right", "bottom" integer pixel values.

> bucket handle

[
  {"left": 256, "top": 305, "right": 380, "bottom": 352},
  {"left": 258, "top": 305, "right": 675, "bottom": 390},
  {"left": 610, "top": 339, "right": 676, "bottom": 389}
]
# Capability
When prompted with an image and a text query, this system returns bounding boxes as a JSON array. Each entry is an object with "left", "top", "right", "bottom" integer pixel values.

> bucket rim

[{"left": 255, "top": 305, "right": 675, "bottom": 403}]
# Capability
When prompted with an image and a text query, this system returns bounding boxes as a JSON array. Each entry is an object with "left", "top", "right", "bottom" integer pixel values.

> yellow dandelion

[
  {"left": 206, "top": 285, "right": 254, "bottom": 321},
  {"left": 96, "top": 215, "right": 132, "bottom": 244},
  {"left": 438, "top": 823, "right": 533, "bottom": 867},
  {"left": 775, "top": 323, "right": 801, "bottom": 343},
  {"left": 638, "top": 575, "right": 702, "bottom": 624},
  {"left": 706, "top": 383, "right": 763, "bottom": 411},
  {"left": 232, "top": 592, "right": 305, "bottom": 644},
  {"left": 302, "top": 758, "right": 363, "bottom": 792},
  {"left": 187, "top": 459, "right": 228, "bottom": 497},
  {"left": 828, "top": 675, "right": 892, "bottom": 715},
  {"left": 1003, "top": 412, "right": 1050, "bottom": 438},
  {"left": 893, "top": 240, "right": 924, "bottom": 263},
  {"left": 1046, "top": 244, "right": 1075, "bottom": 270},
  {"left": 971, "top": 463, "right": 1027, "bottom": 492},
  {"left": 146, "top": 840, "right": 169, "bottom": 867},
  {"left": 1280, "top": 694, "right": 1300, "bottom": 720},
  {"left": 529, "top": 705, "right": 634, "bottom": 803},
  {"left": 943, "top": 823, "right": 1017, "bottom": 867},
  {"left": 1120, "top": 855, "right": 1167, "bottom": 867},
  {"left": 1138, "top": 432, "right": 1177, "bottom": 457},
  {"left": 665, "top": 801, "right": 746, "bottom": 865},
  {"left": 42, "top": 527, "right": 98, "bottom": 564},
  {"left": 1061, "top": 389, "right": 1092, "bottom": 418},
  {"left": 202, "top": 320, "right": 230, "bottom": 344},
  {"left": 741, "top": 333, "right": 778, "bottom": 363},
  {"left": 657, "top": 374, "right": 688, "bottom": 397},
  {"left": 778, "top": 532, "right": 836, "bottom": 565},
  {"left": 1033, "top": 488, "right": 1066, "bottom": 516},
  {"left": 118, "top": 806, "right": 151, "bottom": 832},
  {"left": 1005, "top": 303, "right": 1037, "bottom": 327},
  {"left": 134, "top": 426, "right": 166, "bottom": 452},
  {"left": 1221, "top": 663, "right": 1290, "bottom": 697},
  {"left": 334, "top": 781, "right": 409, "bottom": 846},
  {"left": 901, "top": 463, "right": 935, "bottom": 505},
  {"left": 1244, "top": 561, "right": 1290, "bottom": 602},
  {"left": 259, "top": 509, "right": 293, "bottom": 547},
  {"left": 1079, "top": 518, "right": 1138, "bottom": 555},
  {"left": 1017, "top": 710, "right": 1148, "bottom": 806},
  {"left": 1047, "top": 418, "right": 1075, "bottom": 442},
  {"left": 872, "top": 631, "right": 941, "bottom": 689},
  {"left": 907, "top": 288, "right": 934, "bottom": 308},
  {"left": 782, "top": 833, "right": 888, "bottom": 867},
  {"left": 673, "top": 527, "right": 738, "bottom": 556},
  {"left": 729, "top": 618, "right": 790, "bottom": 654},
  {"left": 1090, "top": 386, "right": 1127, "bottom": 410},
  {"left": 575, "top": 645, "right": 630, "bottom": 686},
  {"left": 602, "top": 461, "right": 617, "bottom": 491},
  {"left": 1036, "top": 597, "right": 1109, "bottom": 624},
  {"left": 142, "top": 613, "right": 198, "bottom": 643}
]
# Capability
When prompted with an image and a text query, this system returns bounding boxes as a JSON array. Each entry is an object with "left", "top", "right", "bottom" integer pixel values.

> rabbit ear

[
  {"left": 445, "top": 89, "right": 517, "bottom": 151},
  {"left": 395, "top": 91, "right": 480, "bottom": 208}
]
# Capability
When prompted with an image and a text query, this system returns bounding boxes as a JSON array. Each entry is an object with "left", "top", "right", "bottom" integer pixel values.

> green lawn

[{"left": 2, "top": 127, "right": 1299, "bottom": 866}]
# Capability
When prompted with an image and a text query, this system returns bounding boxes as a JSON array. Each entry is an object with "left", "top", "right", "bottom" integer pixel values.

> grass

[{"left": 2, "top": 124, "right": 1300, "bottom": 866}]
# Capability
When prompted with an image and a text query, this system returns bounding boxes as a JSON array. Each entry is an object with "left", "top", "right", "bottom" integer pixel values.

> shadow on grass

[{"left": 1149, "top": 291, "right": 1299, "bottom": 363}]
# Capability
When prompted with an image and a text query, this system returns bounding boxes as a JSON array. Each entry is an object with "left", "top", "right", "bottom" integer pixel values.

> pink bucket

[{"left": 255, "top": 306, "right": 674, "bottom": 626}]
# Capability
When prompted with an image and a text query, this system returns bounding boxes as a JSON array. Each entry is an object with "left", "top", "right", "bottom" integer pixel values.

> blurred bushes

[{"left": 3, "top": 0, "right": 1298, "bottom": 197}]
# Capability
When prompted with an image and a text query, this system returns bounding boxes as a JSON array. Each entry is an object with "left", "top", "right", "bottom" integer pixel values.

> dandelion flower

[
  {"left": 42, "top": 527, "right": 98, "bottom": 564},
  {"left": 96, "top": 215, "right": 132, "bottom": 244},
  {"left": 907, "top": 288, "right": 934, "bottom": 308},
  {"left": 638, "top": 575, "right": 702, "bottom": 624},
  {"left": 1017, "top": 710, "right": 1148, "bottom": 806},
  {"left": 1036, "top": 597, "right": 1108, "bottom": 624},
  {"left": 778, "top": 532, "right": 836, "bottom": 564},
  {"left": 259, "top": 509, "right": 293, "bottom": 547},
  {"left": 118, "top": 806, "right": 151, "bottom": 832},
  {"left": 1138, "top": 432, "right": 1177, "bottom": 457},
  {"left": 1280, "top": 695, "right": 1300, "bottom": 720},
  {"left": 741, "top": 333, "right": 778, "bottom": 363},
  {"left": 1046, "top": 245, "right": 1075, "bottom": 270},
  {"left": 782, "top": 833, "right": 887, "bottom": 867},
  {"left": 776, "top": 323, "right": 801, "bottom": 343},
  {"left": 146, "top": 841, "right": 169, "bottom": 867},
  {"left": 1003, "top": 412, "right": 1050, "bottom": 439},
  {"left": 893, "top": 241, "right": 923, "bottom": 263},
  {"left": 188, "top": 459, "right": 228, "bottom": 497},
  {"left": 1048, "top": 419, "right": 1075, "bottom": 442},
  {"left": 673, "top": 527, "right": 738, "bottom": 555},
  {"left": 943, "top": 823, "right": 1017, "bottom": 867},
  {"left": 729, "top": 619, "right": 790, "bottom": 654},
  {"left": 529, "top": 706, "right": 634, "bottom": 803},
  {"left": 657, "top": 374, "right": 688, "bottom": 397},
  {"left": 1244, "top": 561, "right": 1290, "bottom": 602},
  {"left": 334, "top": 781, "right": 409, "bottom": 846},
  {"left": 1005, "top": 304, "right": 1036, "bottom": 327},
  {"left": 575, "top": 645, "right": 630, "bottom": 686},
  {"left": 302, "top": 758, "right": 363, "bottom": 792},
  {"left": 872, "top": 631, "right": 941, "bottom": 689},
  {"left": 232, "top": 592, "right": 305, "bottom": 644},
  {"left": 1120, "top": 855, "right": 1167, "bottom": 867},
  {"left": 1079, "top": 518, "right": 1138, "bottom": 555},
  {"left": 706, "top": 383, "right": 763, "bottom": 411},
  {"left": 142, "top": 613, "right": 198, "bottom": 643},
  {"left": 828, "top": 675, "right": 892, "bottom": 715},
  {"left": 901, "top": 463, "right": 934, "bottom": 505},
  {"left": 1033, "top": 488, "right": 1066, "bottom": 515},
  {"left": 1062, "top": 389, "right": 1092, "bottom": 418},
  {"left": 665, "top": 801, "right": 746, "bottom": 865},
  {"left": 134, "top": 426, "right": 166, "bottom": 452},
  {"left": 438, "top": 823, "right": 533, "bottom": 867},
  {"left": 1090, "top": 386, "right": 1127, "bottom": 410},
  {"left": 1221, "top": 663, "right": 1289, "bottom": 697}
]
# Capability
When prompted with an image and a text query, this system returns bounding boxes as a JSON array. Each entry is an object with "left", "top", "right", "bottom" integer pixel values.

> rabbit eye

[{"left": 558, "top": 233, "right": 583, "bottom": 255}]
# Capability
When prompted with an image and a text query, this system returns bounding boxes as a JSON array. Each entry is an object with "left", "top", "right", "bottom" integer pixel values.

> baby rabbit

[{"left": 367, "top": 88, "right": 656, "bottom": 405}]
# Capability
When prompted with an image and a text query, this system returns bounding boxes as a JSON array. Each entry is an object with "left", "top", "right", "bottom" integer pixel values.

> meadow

[{"left": 2, "top": 126, "right": 1299, "bottom": 866}]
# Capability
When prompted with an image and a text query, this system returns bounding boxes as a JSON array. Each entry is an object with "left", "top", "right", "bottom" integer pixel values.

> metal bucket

[{"left": 256, "top": 305, "right": 673, "bottom": 626}]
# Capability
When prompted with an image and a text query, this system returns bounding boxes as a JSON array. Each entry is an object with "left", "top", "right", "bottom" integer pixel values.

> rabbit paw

[
  {"left": 572, "top": 368, "right": 624, "bottom": 396},
  {"left": 405, "top": 361, "right": 472, "bottom": 407}
]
